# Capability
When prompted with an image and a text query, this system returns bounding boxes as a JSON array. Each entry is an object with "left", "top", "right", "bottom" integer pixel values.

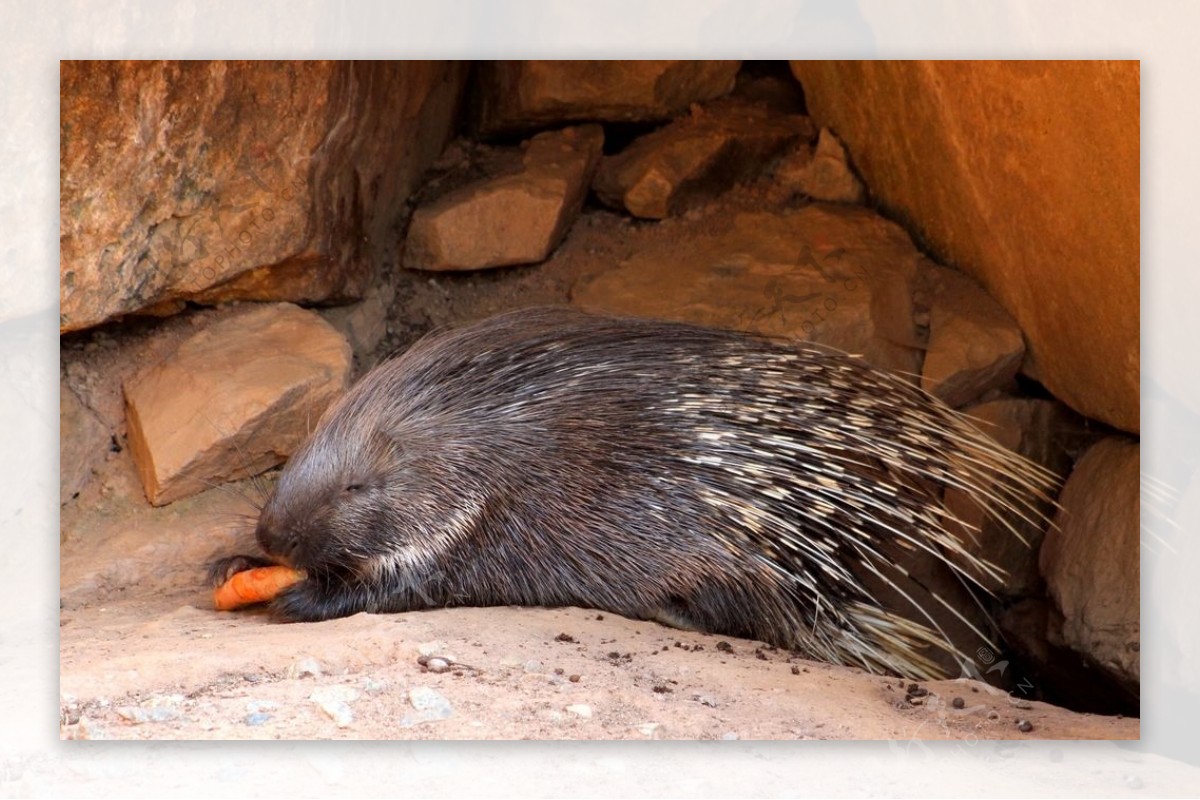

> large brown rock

[
  {"left": 123, "top": 303, "right": 352, "bottom": 506},
  {"left": 593, "top": 97, "right": 815, "bottom": 219},
  {"left": 572, "top": 204, "right": 922, "bottom": 378},
  {"left": 403, "top": 126, "right": 604, "bottom": 271},
  {"left": 1040, "top": 437, "right": 1140, "bottom": 688},
  {"left": 475, "top": 61, "right": 740, "bottom": 135},
  {"left": 789, "top": 61, "right": 1138, "bottom": 432},
  {"left": 922, "top": 265, "right": 1025, "bottom": 408},
  {"left": 61, "top": 61, "right": 465, "bottom": 333}
]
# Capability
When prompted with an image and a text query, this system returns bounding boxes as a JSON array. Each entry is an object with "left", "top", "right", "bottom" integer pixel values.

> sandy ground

[
  {"left": 59, "top": 596, "right": 1138, "bottom": 742},
  {"left": 58, "top": 466, "right": 1137, "bottom": 742}
]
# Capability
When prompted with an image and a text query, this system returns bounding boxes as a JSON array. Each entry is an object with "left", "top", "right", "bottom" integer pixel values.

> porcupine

[{"left": 209, "top": 306, "right": 1057, "bottom": 680}]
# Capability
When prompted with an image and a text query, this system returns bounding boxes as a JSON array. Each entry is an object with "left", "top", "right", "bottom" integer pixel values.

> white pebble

[
  {"left": 565, "top": 704, "right": 593, "bottom": 719},
  {"left": 318, "top": 700, "right": 354, "bottom": 728},
  {"left": 287, "top": 658, "right": 323, "bottom": 679},
  {"left": 309, "top": 685, "right": 359, "bottom": 704}
]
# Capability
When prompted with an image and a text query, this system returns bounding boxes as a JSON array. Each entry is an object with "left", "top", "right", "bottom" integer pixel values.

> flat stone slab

[
  {"left": 572, "top": 203, "right": 922, "bottom": 377},
  {"left": 922, "top": 265, "right": 1026, "bottom": 408},
  {"left": 403, "top": 125, "right": 604, "bottom": 271},
  {"left": 475, "top": 60, "right": 741, "bottom": 135},
  {"left": 123, "top": 303, "right": 351, "bottom": 506},
  {"left": 594, "top": 97, "right": 816, "bottom": 218}
]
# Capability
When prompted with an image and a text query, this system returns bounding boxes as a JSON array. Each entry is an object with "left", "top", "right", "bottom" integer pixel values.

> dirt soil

[
  {"left": 59, "top": 471, "right": 1137, "bottom": 741},
  {"left": 60, "top": 186, "right": 1139, "bottom": 741}
]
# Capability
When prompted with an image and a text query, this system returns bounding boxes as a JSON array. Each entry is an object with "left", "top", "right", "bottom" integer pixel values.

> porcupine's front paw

[
  {"left": 206, "top": 554, "right": 276, "bottom": 587},
  {"left": 268, "top": 575, "right": 374, "bottom": 622}
]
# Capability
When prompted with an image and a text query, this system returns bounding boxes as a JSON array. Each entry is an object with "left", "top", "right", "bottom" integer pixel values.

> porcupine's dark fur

[{"left": 209, "top": 306, "right": 1057, "bottom": 680}]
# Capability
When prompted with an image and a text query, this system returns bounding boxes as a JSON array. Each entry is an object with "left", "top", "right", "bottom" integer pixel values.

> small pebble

[
  {"left": 116, "top": 706, "right": 150, "bottom": 725},
  {"left": 319, "top": 700, "right": 354, "bottom": 728},
  {"left": 310, "top": 685, "right": 359, "bottom": 704},
  {"left": 988, "top": 710, "right": 1000, "bottom": 720},
  {"left": 716, "top": 641, "right": 733, "bottom": 653},
  {"left": 244, "top": 712, "right": 272, "bottom": 726},
  {"left": 361, "top": 678, "right": 389, "bottom": 695},
  {"left": 1017, "top": 719, "right": 1034, "bottom": 733},
  {"left": 791, "top": 666, "right": 800, "bottom": 675},
  {"left": 408, "top": 686, "right": 454, "bottom": 720},
  {"left": 426, "top": 658, "right": 450, "bottom": 673},
  {"left": 569, "top": 675, "right": 581, "bottom": 683},
  {"left": 566, "top": 704, "right": 593, "bottom": 719},
  {"left": 636, "top": 722, "right": 662, "bottom": 737},
  {"left": 952, "top": 697, "right": 965, "bottom": 709},
  {"left": 555, "top": 633, "right": 576, "bottom": 643},
  {"left": 652, "top": 685, "right": 673, "bottom": 694},
  {"left": 693, "top": 694, "right": 719, "bottom": 708},
  {"left": 287, "top": 658, "right": 323, "bottom": 679}
]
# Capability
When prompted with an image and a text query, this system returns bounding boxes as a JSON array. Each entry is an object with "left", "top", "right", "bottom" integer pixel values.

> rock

[
  {"left": 116, "top": 695, "right": 181, "bottom": 724},
  {"left": 593, "top": 97, "right": 816, "bottom": 218},
  {"left": 921, "top": 265, "right": 1026, "bottom": 408},
  {"left": 565, "top": 703, "right": 593, "bottom": 719},
  {"left": 943, "top": 398, "right": 1076, "bottom": 596},
  {"left": 1040, "top": 437, "right": 1140, "bottom": 688},
  {"left": 123, "top": 303, "right": 351, "bottom": 505},
  {"left": 572, "top": 204, "right": 922, "bottom": 377},
  {"left": 316, "top": 700, "right": 354, "bottom": 728},
  {"left": 309, "top": 686, "right": 359, "bottom": 704},
  {"left": 400, "top": 686, "right": 454, "bottom": 727},
  {"left": 475, "top": 60, "right": 741, "bottom": 135},
  {"left": 321, "top": 283, "right": 394, "bottom": 358},
  {"left": 60, "top": 379, "right": 110, "bottom": 503},
  {"left": 403, "top": 125, "right": 604, "bottom": 272},
  {"left": 61, "top": 61, "right": 466, "bottom": 333},
  {"left": 774, "top": 128, "right": 865, "bottom": 203},
  {"left": 790, "top": 61, "right": 1138, "bottom": 432},
  {"left": 286, "top": 658, "right": 324, "bottom": 679}
]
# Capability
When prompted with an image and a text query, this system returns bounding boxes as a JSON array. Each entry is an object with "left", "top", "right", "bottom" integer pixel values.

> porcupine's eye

[{"left": 342, "top": 483, "right": 365, "bottom": 494}]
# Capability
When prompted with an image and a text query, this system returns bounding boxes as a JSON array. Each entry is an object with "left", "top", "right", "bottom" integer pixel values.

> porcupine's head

[{"left": 252, "top": 355, "right": 485, "bottom": 589}]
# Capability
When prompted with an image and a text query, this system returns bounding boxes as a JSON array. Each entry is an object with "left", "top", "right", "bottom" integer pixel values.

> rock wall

[
  {"left": 789, "top": 60, "right": 1139, "bottom": 433},
  {"left": 61, "top": 61, "right": 466, "bottom": 333}
]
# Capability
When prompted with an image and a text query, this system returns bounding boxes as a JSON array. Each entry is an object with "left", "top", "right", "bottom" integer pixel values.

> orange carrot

[{"left": 213, "top": 566, "right": 304, "bottom": 611}]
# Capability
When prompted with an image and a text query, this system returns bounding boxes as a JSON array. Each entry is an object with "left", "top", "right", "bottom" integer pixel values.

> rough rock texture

[
  {"left": 60, "top": 379, "right": 110, "bottom": 504},
  {"left": 922, "top": 265, "right": 1025, "bottom": 408},
  {"left": 403, "top": 126, "right": 604, "bottom": 271},
  {"left": 572, "top": 204, "right": 922, "bottom": 378},
  {"left": 321, "top": 283, "right": 395, "bottom": 359},
  {"left": 593, "top": 98, "right": 815, "bottom": 218},
  {"left": 61, "top": 60, "right": 466, "bottom": 332},
  {"left": 773, "top": 128, "right": 865, "bottom": 204},
  {"left": 475, "top": 61, "right": 741, "bottom": 136},
  {"left": 1040, "top": 437, "right": 1140, "bottom": 688},
  {"left": 790, "top": 61, "right": 1139, "bottom": 432},
  {"left": 123, "top": 303, "right": 352, "bottom": 506},
  {"left": 944, "top": 398, "right": 1076, "bottom": 596}
]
